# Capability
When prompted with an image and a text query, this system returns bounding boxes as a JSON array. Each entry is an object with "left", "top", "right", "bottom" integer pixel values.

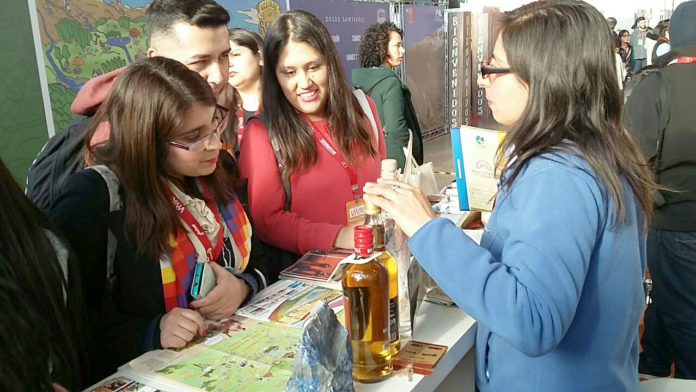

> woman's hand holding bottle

[{"left": 363, "top": 179, "right": 435, "bottom": 237}]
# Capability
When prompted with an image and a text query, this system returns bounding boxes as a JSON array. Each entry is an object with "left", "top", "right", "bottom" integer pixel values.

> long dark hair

[
  {"left": 87, "top": 57, "right": 233, "bottom": 260},
  {"left": 497, "top": 0, "right": 654, "bottom": 224},
  {"left": 0, "top": 159, "right": 84, "bottom": 389},
  {"left": 262, "top": 10, "right": 376, "bottom": 180},
  {"left": 358, "top": 22, "right": 403, "bottom": 68}
]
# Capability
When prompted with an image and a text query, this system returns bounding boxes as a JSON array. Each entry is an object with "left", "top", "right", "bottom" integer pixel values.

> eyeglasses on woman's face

[
  {"left": 168, "top": 106, "right": 227, "bottom": 152},
  {"left": 480, "top": 57, "right": 511, "bottom": 79},
  {"left": 621, "top": 34, "right": 630, "bottom": 38}
]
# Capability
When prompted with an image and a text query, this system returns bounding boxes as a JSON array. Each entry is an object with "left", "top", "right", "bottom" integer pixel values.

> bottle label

[
  {"left": 340, "top": 252, "right": 383, "bottom": 265},
  {"left": 389, "top": 297, "right": 399, "bottom": 343}
]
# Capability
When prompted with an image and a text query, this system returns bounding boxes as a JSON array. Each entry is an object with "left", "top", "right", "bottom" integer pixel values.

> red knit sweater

[{"left": 239, "top": 98, "right": 386, "bottom": 254}]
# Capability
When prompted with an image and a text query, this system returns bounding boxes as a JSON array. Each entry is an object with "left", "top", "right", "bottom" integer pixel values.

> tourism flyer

[
  {"left": 279, "top": 250, "right": 353, "bottom": 289},
  {"left": 236, "top": 279, "right": 344, "bottom": 327},
  {"left": 85, "top": 372, "right": 161, "bottom": 392},
  {"left": 450, "top": 125, "right": 505, "bottom": 211},
  {"left": 122, "top": 316, "right": 302, "bottom": 392}
]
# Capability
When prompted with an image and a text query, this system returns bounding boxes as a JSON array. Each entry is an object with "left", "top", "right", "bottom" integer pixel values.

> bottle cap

[
  {"left": 381, "top": 159, "right": 398, "bottom": 180},
  {"left": 381, "top": 159, "right": 397, "bottom": 172},
  {"left": 364, "top": 200, "right": 381, "bottom": 215},
  {"left": 354, "top": 225, "right": 374, "bottom": 256}
]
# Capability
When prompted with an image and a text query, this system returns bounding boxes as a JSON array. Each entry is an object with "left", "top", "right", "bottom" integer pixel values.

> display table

[
  {"left": 355, "top": 301, "right": 477, "bottom": 392},
  {"left": 88, "top": 299, "right": 477, "bottom": 392}
]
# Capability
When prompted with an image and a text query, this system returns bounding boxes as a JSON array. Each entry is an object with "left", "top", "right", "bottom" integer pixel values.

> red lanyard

[
  {"left": 299, "top": 113, "right": 360, "bottom": 199},
  {"left": 236, "top": 107, "right": 246, "bottom": 143},
  {"left": 168, "top": 180, "right": 223, "bottom": 262}
]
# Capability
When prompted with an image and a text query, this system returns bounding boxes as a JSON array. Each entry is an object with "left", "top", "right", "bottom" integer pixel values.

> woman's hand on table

[
  {"left": 160, "top": 307, "right": 206, "bottom": 349},
  {"left": 363, "top": 179, "right": 435, "bottom": 237},
  {"left": 190, "top": 261, "right": 249, "bottom": 320}
]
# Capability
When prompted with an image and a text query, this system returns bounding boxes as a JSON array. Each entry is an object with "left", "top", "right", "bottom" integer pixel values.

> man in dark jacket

[
  {"left": 624, "top": 0, "right": 696, "bottom": 379},
  {"left": 352, "top": 22, "right": 423, "bottom": 170}
]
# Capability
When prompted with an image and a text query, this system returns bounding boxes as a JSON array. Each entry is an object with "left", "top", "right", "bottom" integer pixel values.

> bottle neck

[{"left": 355, "top": 249, "right": 373, "bottom": 258}]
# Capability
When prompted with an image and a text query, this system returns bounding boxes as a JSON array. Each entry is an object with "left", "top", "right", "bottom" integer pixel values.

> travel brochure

[
  {"left": 117, "top": 316, "right": 302, "bottom": 392},
  {"left": 450, "top": 125, "right": 506, "bottom": 211},
  {"left": 278, "top": 249, "right": 353, "bottom": 290},
  {"left": 236, "top": 279, "right": 345, "bottom": 327}
]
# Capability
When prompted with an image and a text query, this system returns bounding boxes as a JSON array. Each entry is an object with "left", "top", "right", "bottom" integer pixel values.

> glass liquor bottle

[
  {"left": 342, "top": 225, "right": 392, "bottom": 382},
  {"left": 381, "top": 158, "right": 413, "bottom": 340},
  {"left": 364, "top": 200, "right": 400, "bottom": 355}
]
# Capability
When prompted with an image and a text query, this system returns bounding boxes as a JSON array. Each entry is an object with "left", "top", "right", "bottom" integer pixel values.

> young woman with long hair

[
  {"left": 49, "top": 57, "right": 262, "bottom": 380},
  {"left": 0, "top": 158, "right": 84, "bottom": 389},
  {"left": 364, "top": 1, "right": 654, "bottom": 390},
  {"left": 239, "top": 10, "right": 386, "bottom": 277}
]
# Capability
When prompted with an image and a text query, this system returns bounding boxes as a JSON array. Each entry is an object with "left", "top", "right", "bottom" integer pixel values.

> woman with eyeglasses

[
  {"left": 239, "top": 10, "right": 386, "bottom": 279},
  {"left": 364, "top": 1, "right": 654, "bottom": 391},
  {"left": 49, "top": 57, "right": 261, "bottom": 380},
  {"left": 618, "top": 29, "right": 635, "bottom": 81}
]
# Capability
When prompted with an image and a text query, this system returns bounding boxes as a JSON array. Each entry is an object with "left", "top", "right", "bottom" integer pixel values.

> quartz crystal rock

[{"left": 286, "top": 300, "right": 354, "bottom": 392}]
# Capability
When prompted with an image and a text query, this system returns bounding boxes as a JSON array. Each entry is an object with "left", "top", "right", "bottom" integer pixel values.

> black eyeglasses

[{"left": 480, "top": 58, "right": 511, "bottom": 79}]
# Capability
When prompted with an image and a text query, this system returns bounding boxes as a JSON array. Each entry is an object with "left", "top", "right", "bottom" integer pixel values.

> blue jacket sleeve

[{"left": 409, "top": 164, "right": 603, "bottom": 357}]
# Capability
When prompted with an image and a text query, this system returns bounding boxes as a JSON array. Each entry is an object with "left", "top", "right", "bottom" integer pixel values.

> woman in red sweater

[{"left": 239, "top": 10, "right": 386, "bottom": 276}]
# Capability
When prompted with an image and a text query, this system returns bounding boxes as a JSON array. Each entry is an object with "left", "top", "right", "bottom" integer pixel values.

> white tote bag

[{"left": 400, "top": 130, "right": 439, "bottom": 195}]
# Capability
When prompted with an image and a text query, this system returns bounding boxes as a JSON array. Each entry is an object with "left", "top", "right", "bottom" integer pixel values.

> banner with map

[{"left": 30, "top": 0, "right": 286, "bottom": 135}]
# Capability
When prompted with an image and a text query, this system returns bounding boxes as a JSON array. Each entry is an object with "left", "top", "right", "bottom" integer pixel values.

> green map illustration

[
  {"left": 157, "top": 320, "right": 301, "bottom": 392},
  {"left": 33, "top": 0, "right": 284, "bottom": 133}
]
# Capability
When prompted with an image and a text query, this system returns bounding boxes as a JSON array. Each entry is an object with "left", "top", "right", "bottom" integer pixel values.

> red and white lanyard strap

[
  {"left": 168, "top": 181, "right": 224, "bottom": 263},
  {"left": 236, "top": 107, "right": 246, "bottom": 143},
  {"left": 671, "top": 56, "right": 695, "bottom": 65},
  {"left": 299, "top": 113, "right": 360, "bottom": 200}
]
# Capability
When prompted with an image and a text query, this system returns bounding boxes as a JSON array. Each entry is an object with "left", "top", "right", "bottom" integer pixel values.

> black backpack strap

[
  {"left": 653, "top": 70, "right": 669, "bottom": 182},
  {"left": 249, "top": 112, "right": 291, "bottom": 211}
]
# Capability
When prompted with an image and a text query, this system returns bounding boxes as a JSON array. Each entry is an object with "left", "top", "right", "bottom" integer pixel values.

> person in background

[
  {"left": 652, "top": 19, "right": 671, "bottom": 64},
  {"left": 0, "top": 158, "right": 84, "bottom": 389},
  {"left": 630, "top": 16, "right": 652, "bottom": 74},
  {"left": 50, "top": 57, "right": 261, "bottom": 381},
  {"left": 219, "top": 28, "right": 264, "bottom": 153},
  {"left": 239, "top": 10, "right": 386, "bottom": 279},
  {"left": 618, "top": 29, "right": 635, "bottom": 81},
  {"left": 364, "top": 1, "right": 654, "bottom": 390},
  {"left": 607, "top": 16, "right": 619, "bottom": 46},
  {"left": 624, "top": 0, "right": 696, "bottom": 379},
  {"left": 352, "top": 22, "right": 423, "bottom": 170}
]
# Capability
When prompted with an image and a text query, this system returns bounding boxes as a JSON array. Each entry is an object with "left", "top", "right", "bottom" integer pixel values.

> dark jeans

[
  {"left": 633, "top": 58, "right": 648, "bottom": 75},
  {"left": 641, "top": 229, "right": 696, "bottom": 379}
]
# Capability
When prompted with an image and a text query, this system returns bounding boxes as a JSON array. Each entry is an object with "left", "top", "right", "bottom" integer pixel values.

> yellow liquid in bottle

[
  {"left": 364, "top": 202, "right": 400, "bottom": 355},
  {"left": 343, "top": 259, "right": 392, "bottom": 382}
]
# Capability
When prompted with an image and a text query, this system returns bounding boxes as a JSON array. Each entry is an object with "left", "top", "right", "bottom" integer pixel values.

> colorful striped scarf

[{"left": 160, "top": 197, "right": 252, "bottom": 312}]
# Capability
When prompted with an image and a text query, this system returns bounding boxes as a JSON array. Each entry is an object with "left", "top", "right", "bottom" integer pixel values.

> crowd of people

[
  {"left": 1, "top": 0, "right": 694, "bottom": 390},
  {"left": 608, "top": 13, "right": 674, "bottom": 87}
]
